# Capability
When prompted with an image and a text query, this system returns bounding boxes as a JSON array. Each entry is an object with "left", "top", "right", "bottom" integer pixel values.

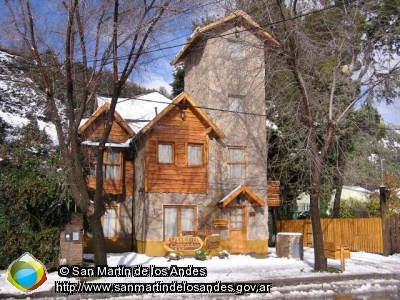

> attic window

[
  {"left": 158, "top": 142, "right": 174, "bottom": 164},
  {"left": 90, "top": 149, "right": 121, "bottom": 180},
  {"left": 227, "top": 41, "right": 244, "bottom": 58},
  {"left": 187, "top": 144, "right": 203, "bottom": 166}
]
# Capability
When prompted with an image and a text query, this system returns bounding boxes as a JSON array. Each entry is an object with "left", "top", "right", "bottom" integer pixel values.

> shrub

[{"left": 194, "top": 251, "right": 207, "bottom": 261}]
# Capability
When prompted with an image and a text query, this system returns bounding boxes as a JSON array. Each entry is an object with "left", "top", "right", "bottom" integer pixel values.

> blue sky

[{"left": 374, "top": 99, "right": 400, "bottom": 126}]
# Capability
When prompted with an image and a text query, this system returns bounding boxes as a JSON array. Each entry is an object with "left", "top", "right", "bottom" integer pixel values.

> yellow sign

[
  {"left": 205, "top": 235, "right": 221, "bottom": 250},
  {"left": 164, "top": 237, "right": 204, "bottom": 252}
]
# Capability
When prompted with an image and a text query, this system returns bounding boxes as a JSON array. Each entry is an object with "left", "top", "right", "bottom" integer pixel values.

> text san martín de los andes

[{"left": 58, "top": 265, "right": 207, "bottom": 278}]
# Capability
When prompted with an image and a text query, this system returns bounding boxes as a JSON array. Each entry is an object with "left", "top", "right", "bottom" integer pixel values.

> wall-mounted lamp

[
  {"left": 65, "top": 233, "right": 72, "bottom": 242},
  {"left": 235, "top": 28, "right": 240, "bottom": 39},
  {"left": 139, "top": 188, "right": 145, "bottom": 196},
  {"left": 237, "top": 195, "right": 244, "bottom": 205},
  {"left": 180, "top": 109, "right": 186, "bottom": 120}
]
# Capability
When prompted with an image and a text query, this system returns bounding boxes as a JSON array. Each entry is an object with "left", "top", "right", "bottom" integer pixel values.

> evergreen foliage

[
  {"left": 0, "top": 120, "right": 71, "bottom": 269},
  {"left": 170, "top": 66, "right": 185, "bottom": 98}
]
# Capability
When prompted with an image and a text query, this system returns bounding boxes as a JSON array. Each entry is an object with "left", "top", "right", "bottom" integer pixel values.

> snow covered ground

[{"left": 1, "top": 247, "right": 400, "bottom": 299}]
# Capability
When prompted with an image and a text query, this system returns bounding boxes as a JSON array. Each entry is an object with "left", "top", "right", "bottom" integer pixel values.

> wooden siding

[
  {"left": 124, "top": 159, "right": 134, "bottom": 196},
  {"left": 87, "top": 156, "right": 134, "bottom": 195},
  {"left": 145, "top": 106, "right": 209, "bottom": 194},
  {"left": 276, "top": 218, "right": 383, "bottom": 254},
  {"left": 81, "top": 114, "right": 132, "bottom": 143}
]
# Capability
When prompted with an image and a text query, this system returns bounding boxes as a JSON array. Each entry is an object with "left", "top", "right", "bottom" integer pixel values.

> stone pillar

[
  {"left": 60, "top": 213, "right": 83, "bottom": 265},
  {"left": 276, "top": 232, "right": 303, "bottom": 260}
]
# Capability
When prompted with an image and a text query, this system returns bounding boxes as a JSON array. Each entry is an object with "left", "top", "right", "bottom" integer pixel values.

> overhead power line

[{"left": 2, "top": 0, "right": 361, "bottom": 69}]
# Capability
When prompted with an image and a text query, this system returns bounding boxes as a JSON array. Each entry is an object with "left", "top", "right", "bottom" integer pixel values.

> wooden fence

[
  {"left": 389, "top": 214, "right": 400, "bottom": 254},
  {"left": 276, "top": 218, "right": 383, "bottom": 254}
]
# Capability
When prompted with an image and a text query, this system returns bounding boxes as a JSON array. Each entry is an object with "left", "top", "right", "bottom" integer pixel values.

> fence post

[
  {"left": 340, "top": 245, "right": 345, "bottom": 272},
  {"left": 380, "top": 186, "right": 390, "bottom": 256}
]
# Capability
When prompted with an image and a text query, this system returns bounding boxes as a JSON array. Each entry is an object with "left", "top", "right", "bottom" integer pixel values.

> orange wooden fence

[{"left": 276, "top": 218, "right": 383, "bottom": 254}]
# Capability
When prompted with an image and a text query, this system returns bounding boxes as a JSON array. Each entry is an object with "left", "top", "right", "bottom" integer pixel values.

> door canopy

[{"left": 218, "top": 184, "right": 265, "bottom": 207}]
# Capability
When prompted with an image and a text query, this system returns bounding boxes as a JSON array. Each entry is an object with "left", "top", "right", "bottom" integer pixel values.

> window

[
  {"left": 228, "top": 96, "right": 244, "bottom": 113},
  {"left": 158, "top": 142, "right": 174, "bottom": 164},
  {"left": 90, "top": 149, "right": 121, "bottom": 180},
  {"left": 103, "top": 207, "right": 118, "bottom": 238},
  {"left": 187, "top": 144, "right": 203, "bottom": 166},
  {"left": 163, "top": 206, "right": 196, "bottom": 239},
  {"left": 228, "top": 146, "right": 246, "bottom": 178},
  {"left": 104, "top": 150, "right": 121, "bottom": 180},
  {"left": 227, "top": 41, "right": 244, "bottom": 58},
  {"left": 230, "top": 207, "right": 244, "bottom": 230}
]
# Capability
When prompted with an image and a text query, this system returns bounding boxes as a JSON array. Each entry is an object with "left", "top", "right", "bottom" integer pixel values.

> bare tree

[
  {"left": 274, "top": 0, "right": 399, "bottom": 271},
  {"left": 237, "top": 0, "right": 400, "bottom": 270},
  {"left": 4, "top": 0, "right": 180, "bottom": 264}
]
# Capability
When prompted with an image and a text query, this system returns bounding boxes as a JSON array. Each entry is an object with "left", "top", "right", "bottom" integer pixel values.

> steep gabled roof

[
  {"left": 171, "top": 10, "right": 280, "bottom": 65},
  {"left": 78, "top": 102, "right": 134, "bottom": 137},
  {"left": 133, "top": 91, "right": 225, "bottom": 141},
  {"left": 218, "top": 184, "right": 265, "bottom": 207}
]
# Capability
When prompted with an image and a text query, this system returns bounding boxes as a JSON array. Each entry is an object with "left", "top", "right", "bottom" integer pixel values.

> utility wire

[{"left": 1, "top": 0, "right": 362, "bottom": 69}]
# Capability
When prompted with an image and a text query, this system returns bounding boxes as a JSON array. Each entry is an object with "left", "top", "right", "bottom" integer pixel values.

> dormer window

[
  {"left": 90, "top": 149, "right": 122, "bottom": 180},
  {"left": 104, "top": 150, "right": 121, "bottom": 180},
  {"left": 187, "top": 144, "right": 203, "bottom": 166},
  {"left": 227, "top": 40, "right": 244, "bottom": 58},
  {"left": 158, "top": 142, "right": 175, "bottom": 164}
]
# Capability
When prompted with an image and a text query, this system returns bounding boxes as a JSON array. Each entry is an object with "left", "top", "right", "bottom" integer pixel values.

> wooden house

[
  {"left": 80, "top": 11, "right": 280, "bottom": 256},
  {"left": 78, "top": 92, "right": 172, "bottom": 252}
]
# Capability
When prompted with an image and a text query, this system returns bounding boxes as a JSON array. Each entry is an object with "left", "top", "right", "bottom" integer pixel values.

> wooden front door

[{"left": 229, "top": 206, "right": 247, "bottom": 253}]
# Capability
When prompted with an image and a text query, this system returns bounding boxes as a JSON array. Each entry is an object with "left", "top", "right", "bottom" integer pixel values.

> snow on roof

[
  {"left": 81, "top": 140, "right": 131, "bottom": 148},
  {"left": 342, "top": 186, "right": 373, "bottom": 194},
  {"left": 218, "top": 184, "right": 243, "bottom": 204},
  {"left": 96, "top": 92, "right": 172, "bottom": 132}
]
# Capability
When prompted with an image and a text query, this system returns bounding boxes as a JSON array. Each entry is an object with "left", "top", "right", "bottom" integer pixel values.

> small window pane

[
  {"left": 164, "top": 208, "right": 178, "bottom": 239},
  {"left": 158, "top": 144, "right": 173, "bottom": 164},
  {"left": 181, "top": 208, "right": 194, "bottom": 231},
  {"left": 188, "top": 145, "right": 202, "bottom": 165},
  {"left": 230, "top": 164, "right": 244, "bottom": 178},
  {"left": 107, "top": 151, "right": 120, "bottom": 163},
  {"left": 103, "top": 165, "right": 120, "bottom": 180},
  {"left": 229, "top": 148, "right": 244, "bottom": 161},
  {"left": 103, "top": 208, "right": 116, "bottom": 238},
  {"left": 228, "top": 97, "right": 244, "bottom": 112}
]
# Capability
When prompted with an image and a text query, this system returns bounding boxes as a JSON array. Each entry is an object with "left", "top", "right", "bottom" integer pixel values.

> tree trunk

[
  {"left": 88, "top": 214, "right": 108, "bottom": 265},
  {"left": 309, "top": 133, "right": 328, "bottom": 271},
  {"left": 332, "top": 139, "right": 348, "bottom": 218},
  {"left": 332, "top": 182, "right": 343, "bottom": 218}
]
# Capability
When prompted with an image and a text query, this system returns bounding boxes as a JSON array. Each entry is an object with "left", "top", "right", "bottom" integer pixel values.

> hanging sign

[
  {"left": 164, "top": 236, "right": 204, "bottom": 252},
  {"left": 213, "top": 219, "right": 229, "bottom": 230},
  {"left": 181, "top": 230, "right": 213, "bottom": 237},
  {"left": 205, "top": 235, "right": 221, "bottom": 250}
]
